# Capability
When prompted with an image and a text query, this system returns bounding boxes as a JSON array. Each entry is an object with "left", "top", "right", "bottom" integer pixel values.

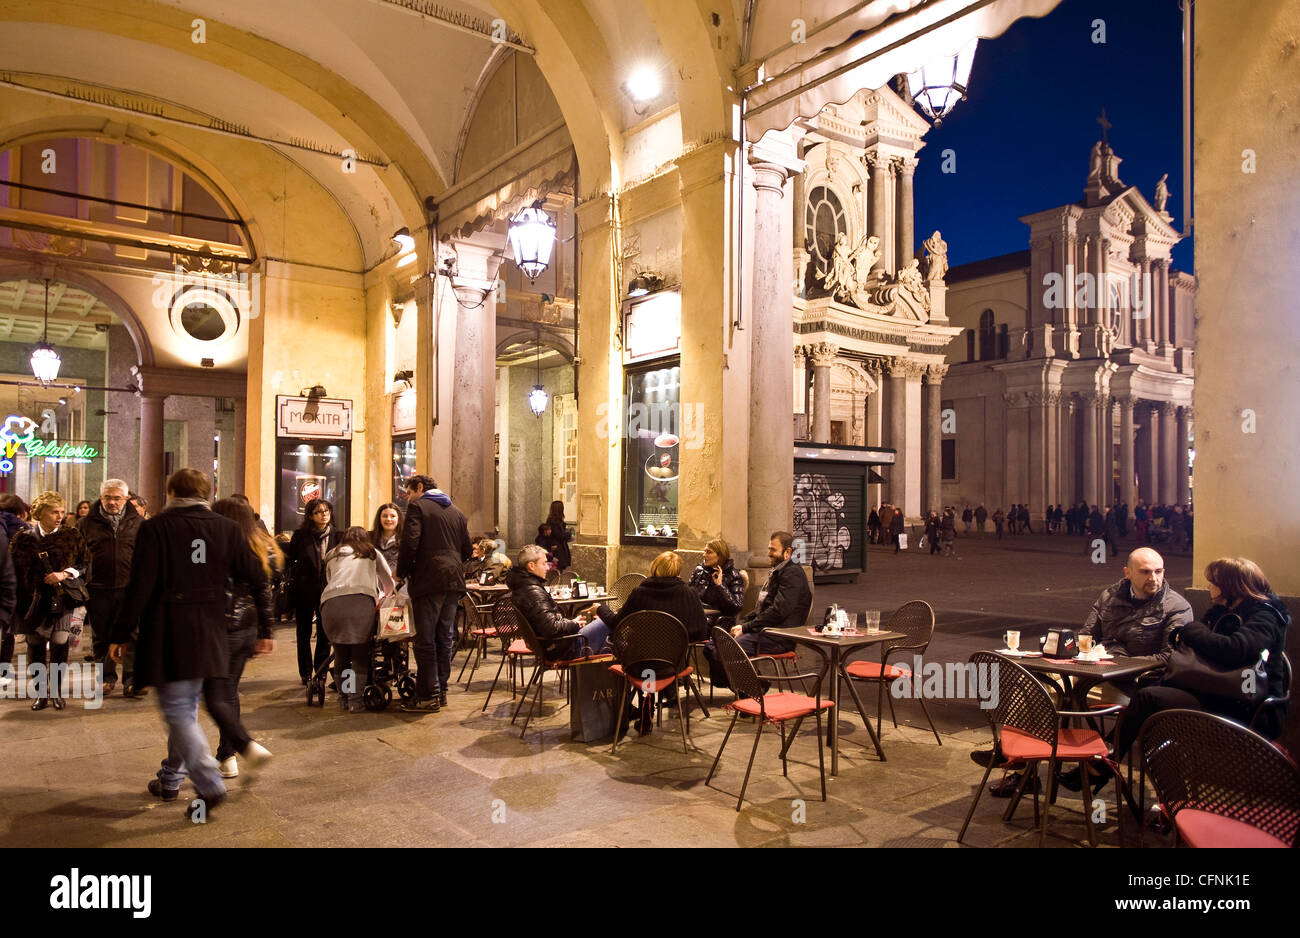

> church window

[
  {"left": 804, "top": 186, "right": 847, "bottom": 279},
  {"left": 978, "top": 309, "right": 997, "bottom": 361}
]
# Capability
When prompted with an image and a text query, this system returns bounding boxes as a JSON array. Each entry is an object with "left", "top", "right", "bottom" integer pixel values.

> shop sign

[
  {"left": 277, "top": 396, "right": 353, "bottom": 440},
  {"left": 622, "top": 290, "right": 681, "bottom": 364},
  {"left": 0, "top": 415, "right": 100, "bottom": 471},
  {"left": 391, "top": 389, "right": 416, "bottom": 435}
]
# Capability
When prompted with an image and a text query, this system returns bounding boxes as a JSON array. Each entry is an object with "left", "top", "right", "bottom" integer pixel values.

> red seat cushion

[
  {"left": 609, "top": 663, "right": 694, "bottom": 693},
  {"left": 471, "top": 627, "right": 498, "bottom": 637},
  {"left": 845, "top": 660, "right": 911, "bottom": 680},
  {"left": 999, "top": 726, "right": 1109, "bottom": 762},
  {"left": 763, "top": 651, "right": 797, "bottom": 661},
  {"left": 728, "top": 691, "right": 834, "bottom": 722},
  {"left": 1175, "top": 809, "right": 1292, "bottom": 849},
  {"left": 507, "top": 639, "right": 531, "bottom": 655}
]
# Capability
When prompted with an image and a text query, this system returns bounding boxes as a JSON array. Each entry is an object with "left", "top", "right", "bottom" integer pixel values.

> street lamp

[
  {"left": 528, "top": 328, "right": 549, "bottom": 417},
  {"left": 30, "top": 278, "right": 61, "bottom": 384},
  {"left": 905, "top": 39, "right": 979, "bottom": 127},
  {"left": 507, "top": 201, "right": 557, "bottom": 282}
]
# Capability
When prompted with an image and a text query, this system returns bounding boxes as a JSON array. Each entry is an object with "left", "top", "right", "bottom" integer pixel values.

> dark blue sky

[{"left": 913, "top": 0, "right": 1191, "bottom": 272}]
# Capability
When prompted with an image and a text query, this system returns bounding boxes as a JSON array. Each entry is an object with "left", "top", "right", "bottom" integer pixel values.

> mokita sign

[{"left": 276, "top": 395, "right": 353, "bottom": 440}]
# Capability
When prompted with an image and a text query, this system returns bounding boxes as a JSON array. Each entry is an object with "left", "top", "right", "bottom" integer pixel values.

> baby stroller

[{"left": 305, "top": 607, "right": 418, "bottom": 711}]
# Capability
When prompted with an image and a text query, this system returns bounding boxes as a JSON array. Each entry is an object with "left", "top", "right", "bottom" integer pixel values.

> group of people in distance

[{"left": 974, "top": 546, "right": 1290, "bottom": 799}]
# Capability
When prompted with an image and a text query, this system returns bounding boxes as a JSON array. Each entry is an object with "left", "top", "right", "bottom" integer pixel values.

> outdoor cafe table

[
  {"left": 465, "top": 581, "right": 508, "bottom": 612},
  {"left": 1000, "top": 652, "right": 1162, "bottom": 716},
  {"left": 763, "top": 625, "right": 905, "bottom": 776}
]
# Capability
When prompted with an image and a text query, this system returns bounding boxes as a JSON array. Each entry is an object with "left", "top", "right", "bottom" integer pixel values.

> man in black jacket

[
  {"left": 395, "top": 474, "right": 471, "bottom": 712},
  {"left": 507, "top": 544, "right": 610, "bottom": 660},
  {"left": 78, "top": 479, "right": 144, "bottom": 698},
  {"left": 708, "top": 531, "right": 811, "bottom": 688},
  {"left": 109, "top": 468, "right": 270, "bottom": 818}
]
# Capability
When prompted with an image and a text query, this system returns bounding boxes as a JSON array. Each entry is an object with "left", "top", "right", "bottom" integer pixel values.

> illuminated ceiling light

[
  {"left": 391, "top": 227, "right": 415, "bottom": 252},
  {"left": 30, "top": 279, "right": 61, "bottom": 384},
  {"left": 527, "top": 329, "right": 548, "bottom": 417},
  {"left": 623, "top": 66, "right": 662, "bottom": 104},
  {"left": 905, "top": 39, "right": 979, "bottom": 127},
  {"left": 507, "top": 201, "right": 557, "bottom": 282}
]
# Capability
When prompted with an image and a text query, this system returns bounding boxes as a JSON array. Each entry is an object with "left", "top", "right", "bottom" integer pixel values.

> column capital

[
  {"left": 1159, "top": 400, "right": 1178, "bottom": 416},
  {"left": 792, "top": 345, "right": 808, "bottom": 365},
  {"left": 887, "top": 357, "right": 927, "bottom": 379},
  {"left": 575, "top": 192, "right": 616, "bottom": 234},
  {"left": 748, "top": 161, "right": 792, "bottom": 196},
  {"left": 862, "top": 357, "right": 885, "bottom": 377},
  {"left": 809, "top": 341, "right": 839, "bottom": 367},
  {"left": 891, "top": 155, "right": 918, "bottom": 176},
  {"left": 1111, "top": 394, "right": 1136, "bottom": 411},
  {"left": 1002, "top": 390, "right": 1024, "bottom": 407},
  {"left": 1176, "top": 405, "right": 1193, "bottom": 421},
  {"left": 1075, "top": 390, "right": 1104, "bottom": 406},
  {"left": 1045, "top": 389, "right": 1063, "bottom": 405},
  {"left": 923, "top": 363, "right": 949, "bottom": 384}
]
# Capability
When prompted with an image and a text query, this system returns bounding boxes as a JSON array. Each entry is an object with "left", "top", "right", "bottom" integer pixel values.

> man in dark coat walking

[
  {"left": 110, "top": 468, "right": 270, "bottom": 818},
  {"left": 78, "top": 479, "right": 144, "bottom": 698},
  {"left": 395, "top": 474, "right": 471, "bottom": 712}
]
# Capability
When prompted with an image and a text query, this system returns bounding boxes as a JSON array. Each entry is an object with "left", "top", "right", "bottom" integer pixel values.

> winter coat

[
  {"left": 286, "top": 525, "right": 341, "bottom": 608},
  {"left": 110, "top": 504, "right": 271, "bottom": 686},
  {"left": 889, "top": 513, "right": 905, "bottom": 535},
  {"left": 687, "top": 559, "right": 746, "bottom": 618},
  {"left": 879, "top": 506, "right": 895, "bottom": 531},
  {"left": 322, "top": 546, "right": 394, "bottom": 606},
  {"left": 739, "top": 560, "right": 811, "bottom": 650},
  {"left": 1176, "top": 596, "right": 1290, "bottom": 738},
  {"left": 545, "top": 523, "right": 572, "bottom": 570},
  {"left": 598, "top": 575, "right": 711, "bottom": 642},
  {"left": 11, "top": 524, "right": 91, "bottom": 633},
  {"left": 77, "top": 500, "right": 143, "bottom": 590},
  {"left": 0, "top": 510, "right": 27, "bottom": 542},
  {"left": 227, "top": 548, "right": 278, "bottom": 638},
  {"left": 975, "top": 506, "right": 988, "bottom": 522},
  {"left": 395, "top": 490, "right": 471, "bottom": 597},
  {"left": 1082, "top": 579, "right": 1193, "bottom": 659},
  {"left": 962, "top": 508, "right": 973, "bottom": 523},
  {"left": 0, "top": 528, "right": 17, "bottom": 637},
  {"left": 506, "top": 566, "right": 586, "bottom": 660},
  {"left": 374, "top": 534, "right": 400, "bottom": 572},
  {"left": 924, "top": 516, "right": 940, "bottom": 541}
]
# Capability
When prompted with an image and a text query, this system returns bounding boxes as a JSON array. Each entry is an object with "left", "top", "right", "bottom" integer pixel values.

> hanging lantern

[
  {"left": 30, "top": 279, "right": 61, "bottom": 384},
  {"left": 507, "top": 201, "right": 557, "bottom": 282},
  {"left": 528, "top": 384, "right": 550, "bottom": 417},
  {"left": 905, "top": 39, "right": 979, "bottom": 127}
]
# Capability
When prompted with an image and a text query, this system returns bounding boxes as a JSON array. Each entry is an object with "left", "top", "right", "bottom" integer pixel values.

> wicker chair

[
  {"left": 455, "top": 594, "right": 498, "bottom": 688},
  {"left": 605, "top": 573, "right": 646, "bottom": 614},
  {"left": 510, "top": 610, "right": 612, "bottom": 740},
  {"left": 843, "top": 600, "right": 942, "bottom": 746},
  {"left": 957, "top": 651, "right": 1125, "bottom": 847},
  {"left": 481, "top": 598, "right": 531, "bottom": 713},
  {"left": 607, "top": 611, "right": 702, "bottom": 755},
  {"left": 1140, "top": 708, "right": 1300, "bottom": 848},
  {"left": 705, "top": 627, "right": 832, "bottom": 811}
]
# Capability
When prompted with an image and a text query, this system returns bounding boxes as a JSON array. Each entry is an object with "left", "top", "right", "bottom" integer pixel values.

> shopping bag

[
  {"left": 570, "top": 660, "right": 621, "bottom": 743},
  {"left": 918, "top": 535, "right": 928, "bottom": 550},
  {"left": 897, "top": 533, "right": 908, "bottom": 550},
  {"left": 377, "top": 587, "right": 413, "bottom": 642}
]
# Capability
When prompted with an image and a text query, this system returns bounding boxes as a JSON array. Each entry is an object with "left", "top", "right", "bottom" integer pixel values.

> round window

[
  {"left": 180, "top": 302, "right": 227, "bottom": 341},
  {"left": 804, "top": 185, "right": 846, "bottom": 278},
  {"left": 168, "top": 286, "right": 239, "bottom": 345}
]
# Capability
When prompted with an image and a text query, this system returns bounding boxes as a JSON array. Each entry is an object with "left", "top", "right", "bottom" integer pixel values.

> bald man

[{"left": 1081, "top": 547, "right": 1192, "bottom": 660}]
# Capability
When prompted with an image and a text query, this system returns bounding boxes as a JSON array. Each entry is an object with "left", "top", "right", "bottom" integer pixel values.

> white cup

[
  {"left": 1004, "top": 630, "right": 1021, "bottom": 652},
  {"left": 864, "top": 611, "right": 881, "bottom": 634}
]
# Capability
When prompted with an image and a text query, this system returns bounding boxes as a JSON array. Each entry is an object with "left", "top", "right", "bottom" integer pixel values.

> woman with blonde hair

[
  {"left": 10, "top": 491, "right": 91, "bottom": 710},
  {"left": 592, "top": 550, "right": 709, "bottom": 641}
]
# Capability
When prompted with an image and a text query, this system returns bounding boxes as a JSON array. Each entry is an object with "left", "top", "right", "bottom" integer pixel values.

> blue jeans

[
  {"left": 554, "top": 618, "right": 611, "bottom": 660},
  {"left": 155, "top": 678, "right": 225, "bottom": 799},
  {"left": 411, "top": 591, "right": 462, "bottom": 699}
]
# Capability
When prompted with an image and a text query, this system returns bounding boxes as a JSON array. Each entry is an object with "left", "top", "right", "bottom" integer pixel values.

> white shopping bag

[
  {"left": 377, "top": 584, "right": 412, "bottom": 641},
  {"left": 898, "top": 533, "right": 908, "bottom": 550}
]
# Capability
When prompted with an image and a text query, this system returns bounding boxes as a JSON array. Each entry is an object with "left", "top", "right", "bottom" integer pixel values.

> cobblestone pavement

[{"left": 0, "top": 533, "right": 1185, "bottom": 849}]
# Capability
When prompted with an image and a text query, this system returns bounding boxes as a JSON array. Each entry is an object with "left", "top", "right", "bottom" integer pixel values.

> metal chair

[
  {"left": 544, "top": 567, "right": 562, "bottom": 587},
  {"left": 705, "top": 627, "right": 831, "bottom": 811},
  {"left": 957, "top": 651, "right": 1125, "bottom": 847},
  {"left": 606, "top": 573, "right": 646, "bottom": 614},
  {"left": 1250, "top": 651, "right": 1292, "bottom": 735},
  {"left": 1140, "top": 708, "right": 1300, "bottom": 847},
  {"left": 607, "top": 611, "right": 703, "bottom": 755},
  {"left": 455, "top": 594, "right": 497, "bottom": 688},
  {"left": 510, "top": 610, "right": 612, "bottom": 740},
  {"left": 843, "top": 600, "right": 942, "bottom": 746},
  {"left": 481, "top": 598, "right": 531, "bottom": 712}
]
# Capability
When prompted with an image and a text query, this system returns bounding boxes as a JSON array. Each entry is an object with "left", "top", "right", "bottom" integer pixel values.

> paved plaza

[{"left": 0, "top": 533, "right": 1193, "bottom": 848}]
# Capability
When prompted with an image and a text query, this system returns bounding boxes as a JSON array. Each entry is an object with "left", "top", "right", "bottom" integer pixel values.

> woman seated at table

[
  {"left": 594, "top": 550, "right": 710, "bottom": 642},
  {"left": 464, "top": 537, "right": 509, "bottom": 583},
  {"left": 687, "top": 539, "right": 745, "bottom": 631},
  {"left": 1069, "top": 556, "right": 1290, "bottom": 792}
]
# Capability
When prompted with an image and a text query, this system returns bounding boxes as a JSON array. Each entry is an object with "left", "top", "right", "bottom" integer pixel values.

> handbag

[
  {"left": 1162, "top": 645, "right": 1269, "bottom": 704},
  {"left": 37, "top": 550, "right": 90, "bottom": 606}
]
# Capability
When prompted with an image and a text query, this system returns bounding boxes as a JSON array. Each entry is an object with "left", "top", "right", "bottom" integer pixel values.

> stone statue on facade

[
  {"left": 848, "top": 234, "right": 881, "bottom": 288},
  {"left": 822, "top": 232, "right": 856, "bottom": 300},
  {"left": 1089, "top": 141, "right": 1103, "bottom": 180},
  {"left": 922, "top": 230, "right": 948, "bottom": 281},
  {"left": 1154, "top": 173, "right": 1169, "bottom": 212}
]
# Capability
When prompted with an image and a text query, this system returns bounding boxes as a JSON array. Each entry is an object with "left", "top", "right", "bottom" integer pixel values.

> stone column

[
  {"left": 747, "top": 160, "right": 795, "bottom": 566},
  {"left": 868, "top": 153, "right": 889, "bottom": 275},
  {"left": 792, "top": 345, "right": 808, "bottom": 431},
  {"left": 921, "top": 364, "right": 946, "bottom": 513},
  {"left": 895, "top": 157, "right": 916, "bottom": 267},
  {"left": 1084, "top": 235, "right": 1100, "bottom": 327},
  {"left": 1176, "top": 406, "right": 1192, "bottom": 506},
  {"left": 1158, "top": 260, "right": 1171, "bottom": 347},
  {"left": 810, "top": 342, "right": 837, "bottom": 444},
  {"left": 1158, "top": 401, "right": 1178, "bottom": 504},
  {"left": 1117, "top": 396, "right": 1135, "bottom": 507},
  {"left": 1137, "top": 258, "right": 1153, "bottom": 347},
  {"left": 138, "top": 392, "right": 167, "bottom": 510},
  {"left": 884, "top": 358, "right": 908, "bottom": 508},
  {"left": 1079, "top": 391, "right": 1100, "bottom": 507},
  {"left": 1141, "top": 404, "right": 1160, "bottom": 503},
  {"left": 1099, "top": 238, "right": 1112, "bottom": 337}
]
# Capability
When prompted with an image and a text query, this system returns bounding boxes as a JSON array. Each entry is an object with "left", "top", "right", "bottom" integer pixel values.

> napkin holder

[{"left": 1040, "top": 628, "right": 1078, "bottom": 658}]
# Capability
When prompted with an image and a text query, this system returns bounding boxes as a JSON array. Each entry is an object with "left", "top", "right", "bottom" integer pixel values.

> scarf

[{"left": 163, "top": 496, "right": 211, "bottom": 512}]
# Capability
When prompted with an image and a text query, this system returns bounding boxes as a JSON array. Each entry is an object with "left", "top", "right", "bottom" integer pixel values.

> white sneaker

[
  {"left": 219, "top": 756, "right": 239, "bottom": 778},
  {"left": 244, "top": 740, "right": 273, "bottom": 767}
]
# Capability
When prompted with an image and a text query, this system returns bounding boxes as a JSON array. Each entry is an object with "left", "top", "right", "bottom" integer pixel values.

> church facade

[{"left": 939, "top": 139, "right": 1195, "bottom": 516}]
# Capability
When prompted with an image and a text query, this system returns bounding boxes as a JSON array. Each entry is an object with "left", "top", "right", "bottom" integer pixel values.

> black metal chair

[
  {"left": 843, "top": 600, "right": 942, "bottom": 746},
  {"left": 607, "top": 611, "right": 704, "bottom": 755},
  {"left": 455, "top": 594, "right": 497, "bottom": 688},
  {"left": 705, "top": 627, "right": 831, "bottom": 811},
  {"left": 1250, "top": 651, "right": 1292, "bottom": 735},
  {"left": 481, "top": 598, "right": 531, "bottom": 713},
  {"left": 1140, "top": 708, "right": 1300, "bottom": 847},
  {"left": 957, "top": 651, "right": 1125, "bottom": 847},
  {"left": 510, "top": 610, "right": 612, "bottom": 740},
  {"left": 606, "top": 573, "right": 646, "bottom": 614}
]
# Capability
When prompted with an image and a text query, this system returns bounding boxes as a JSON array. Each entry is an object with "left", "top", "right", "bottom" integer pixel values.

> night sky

[{"left": 913, "top": 0, "right": 1192, "bottom": 273}]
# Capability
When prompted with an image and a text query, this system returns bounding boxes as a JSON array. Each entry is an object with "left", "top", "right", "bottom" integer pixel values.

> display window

[{"left": 620, "top": 362, "right": 680, "bottom": 543}]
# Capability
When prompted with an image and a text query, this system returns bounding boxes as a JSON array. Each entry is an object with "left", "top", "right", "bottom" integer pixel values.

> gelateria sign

[{"left": 0, "top": 415, "right": 100, "bottom": 471}]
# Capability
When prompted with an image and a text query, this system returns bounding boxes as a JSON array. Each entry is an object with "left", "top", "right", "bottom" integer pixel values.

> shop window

[
  {"left": 978, "top": 309, "right": 996, "bottom": 361},
  {"left": 621, "top": 363, "right": 680, "bottom": 540},
  {"left": 941, "top": 439, "right": 956, "bottom": 480}
]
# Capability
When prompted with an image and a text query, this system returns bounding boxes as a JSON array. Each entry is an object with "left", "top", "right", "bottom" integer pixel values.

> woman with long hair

[
  {"left": 207, "top": 498, "right": 279, "bottom": 776},
  {"left": 286, "top": 498, "right": 340, "bottom": 684},
  {"left": 687, "top": 538, "right": 746, "bottom": 632},
  {"left": 11, "top": 492, "right": 91, "bottom": 710},
  {"left": 369, "top": 502, "right": 402, "bottom": 571},
  {"left": 544, "top": 500, "right": 572, "bottom": 571},
  {"left": 61, "top": 500, "right": 91, "bottom": 529},
  {"left": 322, "top": 525, "right": 394, "bottom": 711}
]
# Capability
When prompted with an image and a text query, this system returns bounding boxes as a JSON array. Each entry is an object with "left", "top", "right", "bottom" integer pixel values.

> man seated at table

[
  {"left": 1081, "top": 547, "right": 1192, "bottom": 662},
  {"left": 506, "top": 544, "right": 609, "bottom": 660},
  {"left": 706, "top": 531, "right": 811, "bottom": 689}
]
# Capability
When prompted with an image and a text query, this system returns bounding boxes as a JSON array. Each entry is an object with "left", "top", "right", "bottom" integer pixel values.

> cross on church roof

[{"left": 1097, "top": 108, "right": 1112, "bottom": 145}]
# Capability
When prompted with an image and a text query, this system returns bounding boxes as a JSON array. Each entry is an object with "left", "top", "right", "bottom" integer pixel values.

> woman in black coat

[
  {"left": 0, "top": 494, "right": 27, "bottom": 690},
  {"left": 598, "top": 551, "right": 709, "bottom": 642},
  {"left": 545, "top": 501, "right": 572, "bottom": 571},
  {"left": 11, "top": 492, "right": 90, "bottom": 710},
  {"left": 687, "top": 538, "right": 746, "bottom": 632},
  {"left": 286, "top": 498, "right": 341, "bottom": 684}
]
